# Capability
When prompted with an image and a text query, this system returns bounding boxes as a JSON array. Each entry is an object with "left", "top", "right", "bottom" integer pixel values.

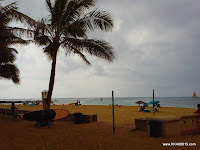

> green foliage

[
  {"left": 34, "top": 0, "right": 115, "bottom": 63},
  {"left": 0, "top": 1, "right": 36, "bottom": 84}
]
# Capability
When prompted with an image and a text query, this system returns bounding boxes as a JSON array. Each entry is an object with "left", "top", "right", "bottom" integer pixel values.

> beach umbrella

[
  {"left": 148, "top": 100, "right": 159, "bottom": 105},
  {"left": 136, "top": 101, "right": 145, "bottom": 106},
  {"left": 136, "top": 101, "right": 145, "bottom": 104}
]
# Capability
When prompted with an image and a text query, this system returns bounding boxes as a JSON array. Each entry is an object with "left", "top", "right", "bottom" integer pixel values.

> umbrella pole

[{"left": 153, "top": 89, "right": 155, "bottom": 116}]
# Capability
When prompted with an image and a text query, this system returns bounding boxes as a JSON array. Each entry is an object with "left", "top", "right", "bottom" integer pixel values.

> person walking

[{"left": 11, "top": 102, "right": 16, "bottom": 119}]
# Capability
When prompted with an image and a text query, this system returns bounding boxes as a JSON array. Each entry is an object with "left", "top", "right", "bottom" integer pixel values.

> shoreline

[{"left": 1, "top": 97, "right": 199, "bottom": 109}]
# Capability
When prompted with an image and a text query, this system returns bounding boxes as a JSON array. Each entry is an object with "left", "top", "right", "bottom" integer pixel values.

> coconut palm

[
  {"left": 34, "top": 0, "right": 115, "bottom": 109},
  {"left": 0, "top": 1, "right": 37, "bottom": 84}
]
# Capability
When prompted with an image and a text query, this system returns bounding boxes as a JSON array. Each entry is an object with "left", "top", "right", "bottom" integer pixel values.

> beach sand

[{"left": 0, "top": 105, "right": 200, "bottom": 150}]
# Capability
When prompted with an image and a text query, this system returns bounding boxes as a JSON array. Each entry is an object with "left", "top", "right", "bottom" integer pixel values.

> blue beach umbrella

[{"left": 148, "top": 100, "right": 159, "bottom": 105}]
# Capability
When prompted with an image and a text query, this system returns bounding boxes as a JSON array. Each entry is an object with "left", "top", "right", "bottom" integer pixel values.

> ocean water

[{"left": 1, "top": 97, "right": 200, "bottom": 109}]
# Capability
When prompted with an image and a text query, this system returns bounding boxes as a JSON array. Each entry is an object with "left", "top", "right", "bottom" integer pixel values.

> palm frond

[
  {"left": 62, "top": 38, "right": 115, "bottom": 62},
  {"left": 0, "top": 64, "right": 20, "bottom": 84},
  {"left": 0, "top": 47, "right": 17, "bottom": 64},
  {"left": 7, "top": 9, "right": 38, "bottom": 27},
  {"left": 64, "top": 0, "right": 95, "bottom": 24},
  {"left": 8, "top": 38, "right": 30, "bottom": 45},
  {"left": 80, "top": 8, "right": 114, "bottom": 32},
  {"left": 7, "top": 27, "right": 34, "bottom": 39},
  {"left": 34, "top": 35, "right": 51, "bottom": 46},
  {"left": 33, "top": 19, "right": 53, "bottom": 46},
  {"left": 1, "top": 2, "right": 18, "bottom": 14},
  {"left": 36, "top": 19, "right": 55, "bottom": 39},
  {"left": 51, "top": 0, "right": 69, "bottom": 27},
  {"left": 70, "top": 46, "right": 91, "bottom": 65},
  {"left": 2, "top": 2, "right": 38, "bottom": 28},
  {"left": 0, "top": 1, "right": 39, "bottom": 85},
  {"left": 45, "top": 0, "right": 53, "bottom": 16},
  {"left": 63, "top": 22, "right": 87, "bottom": 38}
]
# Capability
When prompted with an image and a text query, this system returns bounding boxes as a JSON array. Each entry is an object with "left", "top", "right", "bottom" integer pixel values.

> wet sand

[{"left": 0, "top": 105, "right": 200, "bottom": 150}]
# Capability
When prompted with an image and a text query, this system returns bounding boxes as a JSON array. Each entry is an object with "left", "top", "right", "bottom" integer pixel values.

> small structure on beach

[
  {"left": 42, "top": 90, "right": 48, "bottom": 99},
  {"left": 41, "top": 90, "right": 48, "bottom": 110}
]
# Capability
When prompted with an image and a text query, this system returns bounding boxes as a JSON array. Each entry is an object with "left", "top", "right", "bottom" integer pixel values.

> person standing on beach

[
  {"left": 194, "top": 104, "right": 200, "bottom": 113},
  {"left": 11, "top": 102, "right": 16, "bottom": 119},
  {"left": 78, "top": 100, "right": 81, "bottom": 105}
]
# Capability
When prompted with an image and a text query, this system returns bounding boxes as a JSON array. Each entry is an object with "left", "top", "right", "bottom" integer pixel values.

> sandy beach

[{"left": 0, "top": 105, "right": 200, "bottom": 150}]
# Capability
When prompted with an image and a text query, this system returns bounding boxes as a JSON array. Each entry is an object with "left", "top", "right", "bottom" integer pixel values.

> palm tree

[
  {"left": 34, "top": 0, "right": 115, "bottom": 109},
  {"left": 0, "top": 1, "right": 37, "bottom": 84}
]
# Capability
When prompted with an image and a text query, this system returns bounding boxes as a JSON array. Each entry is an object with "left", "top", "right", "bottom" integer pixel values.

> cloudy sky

[{"left": 1, "top": 0, "right": 200, "bottom": 98}]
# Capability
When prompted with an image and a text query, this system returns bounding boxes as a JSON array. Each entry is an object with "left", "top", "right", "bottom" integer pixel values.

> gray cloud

[{"left": 1, "top": 0, "right": 200, "bottom": 98}]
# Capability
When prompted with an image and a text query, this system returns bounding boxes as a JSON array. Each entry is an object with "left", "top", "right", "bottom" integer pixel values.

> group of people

[
  {"left": 23, "top": 101, "right": 41, "bottom": 106},
  {"left": 138, "top": 103, "right": 160, "bottom": 112},
  {"left": 138, "top": 105, "right": 146, "bottom": 112},
  {"left": 153, "top": 103, "right": 160, "bottom": 112},
  {"left": 75, "top": 100, "right": 81, "bottom": 106}
]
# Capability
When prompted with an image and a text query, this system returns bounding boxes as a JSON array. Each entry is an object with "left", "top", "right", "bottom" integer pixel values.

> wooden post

[{"left": 112, "top": 91, "right": 115, "bottom": 134}]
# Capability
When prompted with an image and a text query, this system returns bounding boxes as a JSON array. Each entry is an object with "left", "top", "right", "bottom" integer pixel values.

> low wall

[
  {"left": 146, "top": 116, "right": 180, "bottom": 137},
  {"left": 180, "top": 114, "right": 200, "bottom": 135},
  {"left": 135, "top": 118, "right": 148, "bottom": 131},
  {"left": 135, "top": 113, "right": 200, "bottom": 137}
]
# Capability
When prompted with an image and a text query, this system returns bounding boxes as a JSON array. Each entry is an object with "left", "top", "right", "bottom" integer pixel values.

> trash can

[
  {"left": 148, "top": 121, "right": 162, "bottom": 137},
  {"left": 74, "top": 113, "right": 83, "bottom": 124}
]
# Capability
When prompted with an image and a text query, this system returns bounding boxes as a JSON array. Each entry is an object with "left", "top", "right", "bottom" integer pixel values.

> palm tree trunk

[{"left": 46, "top": 52, "right": 58, "bottom": 109}]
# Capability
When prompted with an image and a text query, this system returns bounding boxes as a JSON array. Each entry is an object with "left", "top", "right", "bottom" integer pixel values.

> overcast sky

[{"left": 1, "top": 0, "right": 200, "bottom": 98}]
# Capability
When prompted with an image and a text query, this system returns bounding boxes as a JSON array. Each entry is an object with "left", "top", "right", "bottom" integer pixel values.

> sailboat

[{"left": 192, "top": 91, "right": 198, "bottom": 98}]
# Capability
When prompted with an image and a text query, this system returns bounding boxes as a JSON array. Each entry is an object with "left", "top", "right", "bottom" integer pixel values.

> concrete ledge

[
  {"left": 180, "top": 113, "right": 200, "bottom": 119},
  {"left": 147, "top": 115, "right": 180, "bottom": 122},
  {"left": 135, "top": 113, "right": 200, "bottom": 137},
  {"left": 135, "top": 118, "right": 148, "bottom": 131}
]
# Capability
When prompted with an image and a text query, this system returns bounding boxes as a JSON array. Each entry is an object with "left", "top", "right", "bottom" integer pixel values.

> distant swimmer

[{"left": 101, "top": 98, "right": 103, "bottom": 102}]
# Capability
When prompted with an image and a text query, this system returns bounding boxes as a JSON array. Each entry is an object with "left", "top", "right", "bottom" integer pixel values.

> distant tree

[
  {"left": 0, "top": 1, "right": 37, "bottom": 84},
  {"left": 34, "top": 0, "right": 115, "bottom": 109}
]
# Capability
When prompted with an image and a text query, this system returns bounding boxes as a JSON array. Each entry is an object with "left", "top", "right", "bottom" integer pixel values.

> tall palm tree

[
  {"left": 34, "top": 0, "right": 115, "bottom": 109},
  {"left": 0, "top": 1, "right": 37, "bottom": 84}
]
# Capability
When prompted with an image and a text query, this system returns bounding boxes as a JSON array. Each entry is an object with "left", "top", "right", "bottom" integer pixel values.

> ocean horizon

[{"left": 1, "top": 97, "right": 200, "bottom": 109}]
